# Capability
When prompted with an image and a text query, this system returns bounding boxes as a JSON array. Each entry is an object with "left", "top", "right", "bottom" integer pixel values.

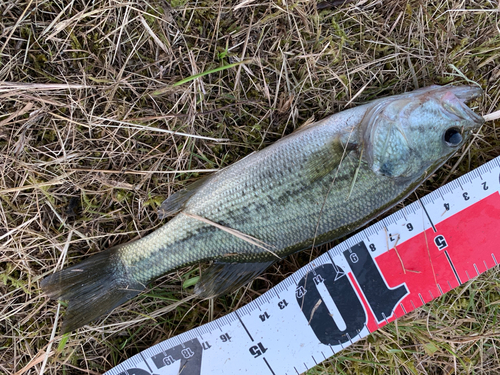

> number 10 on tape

[{"left": 107, "top": 156, "right": 500, "bottom": 375}]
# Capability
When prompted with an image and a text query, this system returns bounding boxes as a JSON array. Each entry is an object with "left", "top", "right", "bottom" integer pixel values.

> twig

[
  {"left": 0, "top": 174, "right": 72, "bottom": 194},
  {"left": 182, "top": 212, "right": 280, "bottom": 259},
  {"left": 69, "top": 168, "right": 218, "bottom": 175},
  {"left": 483, "top": 110, "right": 500, "bottom": 122},
  {"left": 49, "top": 113, "right": 229, "bottom": 142},
  {"left": 0, "top": 82, "right": 90, "bottom": 92}
]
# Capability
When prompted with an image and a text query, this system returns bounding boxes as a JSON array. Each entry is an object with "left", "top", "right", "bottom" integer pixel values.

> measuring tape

[{"left": 104, "top": 156, "right": 500, "bottom": 375}]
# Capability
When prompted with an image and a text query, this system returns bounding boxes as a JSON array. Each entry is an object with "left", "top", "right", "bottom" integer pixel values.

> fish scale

[{"left": 40, "top": 85, "right": 484, "bottom": 332}]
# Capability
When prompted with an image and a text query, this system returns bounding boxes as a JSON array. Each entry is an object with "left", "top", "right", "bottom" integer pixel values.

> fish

[{"left": 41, "top": 85, "right": 484, "bottom": 333}]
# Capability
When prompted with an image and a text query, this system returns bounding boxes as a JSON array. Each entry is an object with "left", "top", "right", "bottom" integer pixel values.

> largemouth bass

[{"left": 41, "top": 85, "right": 484, "bottom": 332}]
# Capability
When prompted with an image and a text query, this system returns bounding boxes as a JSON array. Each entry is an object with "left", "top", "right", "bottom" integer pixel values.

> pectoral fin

[
  {"left": 306, "top": 134, "right": 358, "bottom": 184},
  {"left": 194, "top": 260, "right": 276, "bottom": 298}
]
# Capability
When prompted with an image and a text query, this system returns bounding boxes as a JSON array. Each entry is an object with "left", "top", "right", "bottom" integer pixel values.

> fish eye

[{"left": 444, "top": 127, "right": 462, "bottom": 146}]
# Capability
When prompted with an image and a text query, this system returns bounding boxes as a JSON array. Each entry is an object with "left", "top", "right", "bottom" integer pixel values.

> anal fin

[{"left": 194, "top": 260, "right": 276, "bottom": 298}]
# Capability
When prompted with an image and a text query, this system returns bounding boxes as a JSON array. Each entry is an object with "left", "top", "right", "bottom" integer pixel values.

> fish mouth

[
  {"left": 445, "top": 85, "right": 483, "bottom": 102},
  {"left": 437, "top": 85, "right": 484, "bottom": 127}
]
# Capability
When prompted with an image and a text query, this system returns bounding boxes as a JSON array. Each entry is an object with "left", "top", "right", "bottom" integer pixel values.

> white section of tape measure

[{"left": 104, "top": 156, "right": 500, "bottom": 375}]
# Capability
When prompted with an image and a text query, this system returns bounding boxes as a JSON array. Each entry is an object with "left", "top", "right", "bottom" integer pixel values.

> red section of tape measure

[{"left": 368, "top": 192, "right": 500, "bottom": 333}]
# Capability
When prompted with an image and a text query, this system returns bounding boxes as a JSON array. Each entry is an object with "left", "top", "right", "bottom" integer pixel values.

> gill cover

[
  {"left": 359, "top": 86, "right": 484, "bottom": 179},
  {"left": 359, "top": 98, "right": 417, "bottom": 178}
]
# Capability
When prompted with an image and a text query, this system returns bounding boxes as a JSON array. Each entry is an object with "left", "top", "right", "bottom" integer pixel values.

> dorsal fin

[
  {"left": 158, "top": 174, "right": 215, "bottom": 219},
  {"left": 158, "top": 152, "right": 258, "bottom": 219},
  {"left": 295, "top": 115, "right": 316, "bottom": 131}
]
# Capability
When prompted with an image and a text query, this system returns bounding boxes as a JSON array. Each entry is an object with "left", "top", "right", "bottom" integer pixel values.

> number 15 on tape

[{"left": 107, "top": 156, "right": 500, "bottom": 375}]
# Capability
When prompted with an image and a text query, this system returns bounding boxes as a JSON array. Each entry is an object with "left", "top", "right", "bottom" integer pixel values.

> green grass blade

[{"left": 152, "top": 59, "right": 253, "bottom": 95}]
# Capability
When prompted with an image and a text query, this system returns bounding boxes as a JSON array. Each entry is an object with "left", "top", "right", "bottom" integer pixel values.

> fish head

[{"left": 360, "top": 85, "right": 484, "bottom": 179}]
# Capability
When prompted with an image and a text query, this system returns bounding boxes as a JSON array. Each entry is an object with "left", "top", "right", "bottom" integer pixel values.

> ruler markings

[
  {"left": 345, "top": 236, "right": 354, "bottom": 248},
  {"left": 405, "top": 202, "right": 415, "bottom": 215},
  {"left": 366, "top": 225, "right": 375, "bottom": 237},
  {"left": 250, "top": 301, "right": 259, "bottom": 314},
  {"left": 381, "top": 219, "right": 389, "bottom": 230},
  {"left": 197, "top": 330, "right": 204, "bottom": 341},
  {"left": 422, "top": 193, "right": 432, "bottom": 206},
  {"left": 464, "top": 172, "right": 472, "bottom": 184},
  {"left": 235, "top": 311, "right": 254, "bottom": 342},
  {"left": 277, "top": 284, "right": 284, "bottom": 295},
  {"left": 262, "top": 294, "right": 269, "bottom": 304},
  {"left": 245, "top": 304, "right": 253, "bottom": 315},
  {"left": 274, "top": 285, "right": 281, "bottom": 297},
  {"left": 400, "top": 303, "right": 407, "bottom": 314},
  {"left": 416, "top": 196, "right": 437, "bottom": 232},
  {"left": 418, "top": 293, "right": 425, "bottom": 305},
  {"left": 410, "top": 300, "right": 416, "bottom": 311},
  {"left": 326, "top": 249, "right": 336, "bottom": 266},
  {"left": 376, "top": 220, "right": 385, "bottom": 232},
  {"left": 438, "top": 188, "right": 445, "bottom": 200},
  {"left": 282, "top": 281, "right": 289, "bottom": 292},
  {"left": 474, "top": 263, "right": 480, "bottom": 276},
  {"left": 430, "top": 190, "right": 439, "bottom": 201},
  {"left": 188, "top": 330, "right": 196, "bottom": 341},
  {"left": 157, "top": 341, "right": 167, "bottom": 352},
  {"left": 401, "top": 209, "right": 408, "bottom": 221},
  {"left": 225, "top": 313, "right": 235, "bottom": 325},
  {"left": 437, "top": 284, "right": 443, "bottom": 295},
  {"left": 263, "top": 357, "right": 276, "bottom": 375},
  {"left": 242, "top": 304, "right": 250, "bottom": 315},
  {"left": 214, "top": 319, "right": 222, "bottom": 332},
  {"left": 201, "top": 323, "right": 210, "bottom": 336},
  {"left": 177, "top": 336, "right": 184, "bottom": 348},
  {"left": 105, "top": 156, "right": 500, "bottom": 375},
  {"left": 461, "top": 174, "right": 470, "bottom": 188},
  {"left": 139, "top": 353, "right": 153, "bottom": 373},
  {"left": 444, "top": 250, "right": 462, "bottom": 284}
]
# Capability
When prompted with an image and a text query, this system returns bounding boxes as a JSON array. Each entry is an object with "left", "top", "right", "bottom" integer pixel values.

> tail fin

[{"left": 41, "top": 247, "right": 144, "bottom": 333}]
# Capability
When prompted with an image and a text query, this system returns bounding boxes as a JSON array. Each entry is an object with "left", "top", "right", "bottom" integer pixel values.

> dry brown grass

[{"left": 1, "top": 0, "right": 500, "bottom": 374}]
